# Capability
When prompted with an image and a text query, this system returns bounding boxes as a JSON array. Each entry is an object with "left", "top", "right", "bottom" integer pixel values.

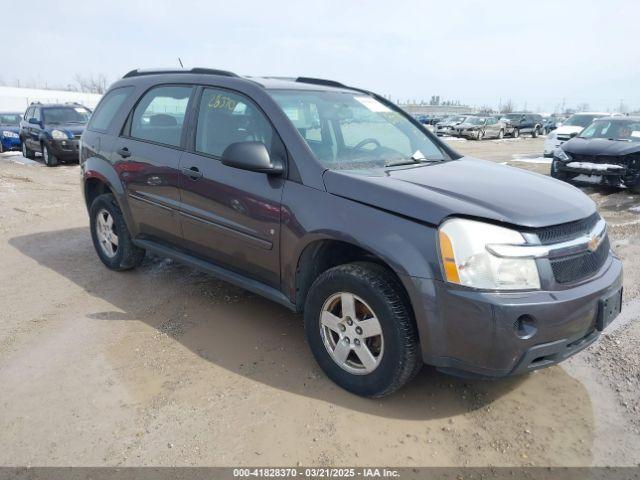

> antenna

[{"left": 178, "top": 57, "right": 184, "bottom": 69}]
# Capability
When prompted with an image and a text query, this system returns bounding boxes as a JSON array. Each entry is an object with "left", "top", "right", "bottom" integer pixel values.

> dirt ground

[{"left": 1, "top": 136, "right": 639, "bottom": 467}]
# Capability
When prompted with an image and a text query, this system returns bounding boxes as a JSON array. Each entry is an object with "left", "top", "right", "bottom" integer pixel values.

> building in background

[{"left": 0, "top": 87, "right": 102, "bottom": 112}]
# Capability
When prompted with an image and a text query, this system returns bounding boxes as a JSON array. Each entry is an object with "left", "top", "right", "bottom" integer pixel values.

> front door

[
  {"left": 178, "top": 87, "right": 285, "bottom": 288},
  {"left": 115, "top": 84, "right": 194, "bottom": 246}
]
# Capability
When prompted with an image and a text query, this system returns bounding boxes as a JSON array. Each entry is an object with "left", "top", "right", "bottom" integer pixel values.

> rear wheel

[
  {"left": 90, "top": 193, "right": 145, "bottom": 270},
  {"left": 497, "top": 129, "right": 504, "bottom": 139},
  {"left": 476, "top": 130, "right": 484, "bottom": 141},
  {"left": 42, "top": 143, "right": 58, "bottom": 167},
  {"left": 304, "top": 262, "right": 422, "bottom": 398},
  {"left": 531, "top": 126, "right": 539, "bottom": 138}
]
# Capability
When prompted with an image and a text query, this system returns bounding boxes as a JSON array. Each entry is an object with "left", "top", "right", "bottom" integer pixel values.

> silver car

[
  {"left": 435, "top": 115, "right": 469, "bottom": 136},
  {"left": 452, "top": 116, "right": 506, "bottom": 140}
]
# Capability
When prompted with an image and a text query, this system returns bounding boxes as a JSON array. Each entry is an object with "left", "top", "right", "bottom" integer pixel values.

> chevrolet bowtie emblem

[{"left": 587, "top": 234, "right": 602, "bottom": 252}]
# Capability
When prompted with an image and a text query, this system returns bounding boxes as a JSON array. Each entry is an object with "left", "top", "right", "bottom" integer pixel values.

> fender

[
  {"left": 82, "top": 155, "right": 138, "bottom": 236},
  {"left": 280, "top": 181, "right": 441, "bottom": 305}
]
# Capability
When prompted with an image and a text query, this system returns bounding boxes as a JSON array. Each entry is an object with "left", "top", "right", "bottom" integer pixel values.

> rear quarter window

[{"left": 87, "top": 87, "right": 133, "bottom": 132}]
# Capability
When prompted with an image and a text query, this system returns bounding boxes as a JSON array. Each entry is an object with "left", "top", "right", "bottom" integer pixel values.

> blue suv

[
  {"left": 19, "top": 102, "right": 91, "bottom": 166},
  {"left": 0, "top": 112, "right": 23, "bottom": 153}
]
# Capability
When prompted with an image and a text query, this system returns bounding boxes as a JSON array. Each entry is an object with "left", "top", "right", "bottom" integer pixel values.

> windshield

[
  {"left": 563, "top": 114, "right": 601, "bottom": 128},
  {"left": 578, "top": 120, "right": 640, "bottom": 141},
  {"left": 505, "top": 114, "right": 524, "bottom": 120},
  {"left": 449, "top": 116, "right": 466, "bottom": 123},
  {"left": 0, "top": 113, "right": 21, "bottom": 125},
  {"left": 269, "top": 90, "right": 447, "bottom": 170},
  {"left": 42, "top": 107, "right": 91, "bottom": 124},
  {"left": 467, "top": 117, "right": 485, "bottom": 125}
]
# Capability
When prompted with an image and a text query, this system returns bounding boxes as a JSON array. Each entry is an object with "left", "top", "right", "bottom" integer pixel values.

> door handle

[
  {"left": 182, "top": 166, "right": 203, "bottom": 180},
  {"left": 117, "top": 147, "right": 131, "bottom": 158}
]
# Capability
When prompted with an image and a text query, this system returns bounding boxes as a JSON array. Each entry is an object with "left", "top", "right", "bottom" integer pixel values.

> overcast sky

[{"left": 5, "top": 0, "right": 638, "bottom": 112}]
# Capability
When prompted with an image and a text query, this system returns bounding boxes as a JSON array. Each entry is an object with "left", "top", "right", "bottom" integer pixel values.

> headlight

[
  {"left": 438, "top": 218, "right": 541, "bottom": 290},
  {"left": 554, "top": 148, "right": 571, "bottom": 161},
  {"left": 51, "top": 129, "right": 69, "bottom": 140},
  {"left": 2, "top": 130, "right": 19, "bottom": 138}
]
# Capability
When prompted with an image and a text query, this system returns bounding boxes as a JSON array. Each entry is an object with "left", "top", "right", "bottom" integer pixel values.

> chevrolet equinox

[{"left": 80, "top": 68, "right": 623, "bottom": 397}]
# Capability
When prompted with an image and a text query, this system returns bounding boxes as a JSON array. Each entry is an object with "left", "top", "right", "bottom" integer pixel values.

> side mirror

[
  {"left": 28, "top": 117, "right": 40, "bottom": 126},
  {"left": 221, "top": 141, "right": 283, "bottom": 175}
]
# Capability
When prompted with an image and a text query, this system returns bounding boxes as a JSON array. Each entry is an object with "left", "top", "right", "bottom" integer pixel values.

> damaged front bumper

[{"left": 553, "top": 158, "right": 637, "bottom": 187}]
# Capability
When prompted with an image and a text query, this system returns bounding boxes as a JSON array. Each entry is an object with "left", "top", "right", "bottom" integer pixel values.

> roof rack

[
  {"left": 122, "top": 67, "right": 239, "bottom": 79},
  {"left": 295, "top": 77, "right": 347, "bottom": 88}
]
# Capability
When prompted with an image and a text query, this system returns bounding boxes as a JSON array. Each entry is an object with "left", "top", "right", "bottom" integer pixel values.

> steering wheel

[{"left": 353, "top": 138, "right": 382, "bottom": 151}]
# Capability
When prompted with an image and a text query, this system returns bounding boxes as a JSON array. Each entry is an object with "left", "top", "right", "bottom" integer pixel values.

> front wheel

[
  {"left": 476, "top": 130, "right": 484, "bottom": 141},
  {"left": 89, "top": 193, "right": 145, "bottom": 270},
  {"left": 304, "top": 262, "right": 422, "bottom": 398},
  {"left": 22, "top": 141, "right": 36, "bottom": 159},
  {"left": 42, "top": 143, "right": 58, "bottom": 167},
  {"left": 512, "top": 128, "right": 520, "bottom": 138},
  {"left": 497, "top": 129, "right": 504, "bottom": 139}
]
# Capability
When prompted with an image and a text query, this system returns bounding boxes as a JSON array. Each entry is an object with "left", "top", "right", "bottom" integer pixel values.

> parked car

[
  {"left": 0, "top": 112, "right": 23, "bottom": 153},
  {"left": 502, "top": 113, "right": 545, "bottom": 138},
  {"left": 19, "top": 102, "right": 91, "bottom": 166},
  {"left": 551, "top": 116, "right": 640, "bottom": 192},
  {"left": 81, "top": 68, "right": 622, "bottom": 397},
  {"left": 435, "top": 115, "right": 469, "bottom": 136},
  {"left": 543, "top": 115, "right": 566, "bottom": 134},
  {"left": 544, "top": 112, "right": 615, "bottom": 157},
  {"left": 452, "top": 116, "right": 506, "bottom": 140}
]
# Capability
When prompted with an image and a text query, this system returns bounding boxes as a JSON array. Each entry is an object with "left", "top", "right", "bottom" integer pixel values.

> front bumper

[
  {"left": 401, "top": 254, "right": 623, "bottom": 377},
  {"left": 458, "top": 130, "right": 480, "bottom": 138},
  {"left": 544, "top": 136, "right": 568, "bottom": 155},
  {"left": 47, "top": 138, "right": 80, "bottom": 160},
  {"left": 1, "top": 136, "right": 21, "bottom": 151}
]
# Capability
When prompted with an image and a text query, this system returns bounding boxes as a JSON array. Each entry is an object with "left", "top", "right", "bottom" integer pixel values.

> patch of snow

[
  {"left": 566, "top": 162, "right": 624, "bottom": 171},
  {"left": 0, "top": 152, "right": 40, "bottom": 166},
  {"left": 510, "top": 155, "right": 552, "bottom": 164},
  {"left": 443, "top": 137, "right": 468, "bottom": 143},
  {"left": 573, "top": 174, "right": 603, "bottom": 184}
]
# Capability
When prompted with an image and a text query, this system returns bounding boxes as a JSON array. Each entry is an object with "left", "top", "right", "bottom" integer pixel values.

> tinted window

[
  {"left": 130, "top": 85, "right": 192, "bottom": 147},
  {"left": 195, "top": 88, "right": 274, "bottom": 157},
  {"left": 88, "top": 87, "right": 132, "bottom": 131},
  {"left": 33, "top": 108, "right": 41, "bottom": 121},
  {"left": 0, "top": 114, "right": 21, "bottom": 125},
  {"left": 42, "top": 107, "right": 90, "bottom": 124},
  {"left": 24, "top": 107, "right": 33, "bottom": 120}
]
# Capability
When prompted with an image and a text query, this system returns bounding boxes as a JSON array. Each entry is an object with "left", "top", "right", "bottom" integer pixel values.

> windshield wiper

[
  {"left": 607, "top": 138, "right": 632, "bottom": 142},
  {"left": 385, "top": 158, "right": 442, "bottom": 167}
]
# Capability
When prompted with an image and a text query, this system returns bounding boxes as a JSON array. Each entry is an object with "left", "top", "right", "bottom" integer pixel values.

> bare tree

[
  {"left": 500, "top": 98, "right": 514, "bottom": 113},
  {"left": 577, "top": 102, "right": 590, "bottom": 112},
  {"left": 74, "top": 74, "right": 108, "bottom": 94}
]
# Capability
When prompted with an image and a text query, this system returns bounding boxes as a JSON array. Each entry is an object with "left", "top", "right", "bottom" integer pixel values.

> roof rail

[
  {"left": 30, "top": 101, "right": 41, "bottom": 105},
  {"left": 122, "top": 67, "right": 239, "bottom": 79},
  {"left": 295, "top": 77, "right": 347, "bottom": 88}
]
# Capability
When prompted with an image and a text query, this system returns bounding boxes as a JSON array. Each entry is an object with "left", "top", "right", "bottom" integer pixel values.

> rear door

[
  {"left": 114, "top": 84, "right": 194, "bottom": 246},
  {"left": 178, "top": 86, "right": 286, "bottom": 288}
]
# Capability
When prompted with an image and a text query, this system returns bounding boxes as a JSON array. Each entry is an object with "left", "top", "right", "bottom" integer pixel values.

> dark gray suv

[{"left": 80, "top": 68, "right": 623, "bottom": 397}]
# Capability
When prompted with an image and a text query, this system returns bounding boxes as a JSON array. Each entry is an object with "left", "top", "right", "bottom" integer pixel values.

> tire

[
  {"left": 497, "top": 129, "right": 504, "bottom": 139},
  {"left": 512, "top": 128, "right": 520, "bottom": 138},
  {"left": 89, "top": 193, "right": 145, "bottom": 271},
  {"left": 22, "top": 140, "right": 35, "bottom": 159},
  {"left": 476, "top": 130, "right": 484, "bottom": 141},
  {"left": 42, "top": 142, "right": 58, "bottom": 167},
  {"left": 304, "top": 262, "right": 422, "bottom": 398},
  {"left": 0, "top": 142, "right": 4, "bottom": 153}
]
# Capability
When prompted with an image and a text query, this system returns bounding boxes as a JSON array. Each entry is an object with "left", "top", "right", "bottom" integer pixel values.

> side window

[
  {"left": 24, "top": 107, "right": 32, "bottom": 120},
  {"left": 88, "top": 87, "right": 133, "bottom": 132},
  {"left": 195, "top": 88, "right": 274, "bottom": 158},
  {"left": 33, "top": 108, "right": 41, "bottom": 121},
  {"left": 130, "top": 85, "right": 192, "bottom": 147}
]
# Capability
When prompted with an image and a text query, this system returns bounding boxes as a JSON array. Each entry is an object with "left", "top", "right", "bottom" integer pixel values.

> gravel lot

[{"left": 0, "top": 136, "right": 639, "bottom": 467}]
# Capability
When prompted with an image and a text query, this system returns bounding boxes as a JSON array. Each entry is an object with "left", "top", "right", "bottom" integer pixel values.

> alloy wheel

[
  {"left": 96, "top": 209, "right": 119, "bottom": 258},
  {"left": 319, "top": 292, "right": 384, "bottom": 375}
]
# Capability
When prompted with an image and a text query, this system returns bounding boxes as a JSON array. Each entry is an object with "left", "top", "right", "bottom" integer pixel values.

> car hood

[
  {"left": 323, "top": 157, "right": 595, "bottom": 228},
  {"left": 563, "top": 137, "right": 640, "bottom": 156},
  {"left": 553, "top": 125, "right": 584, "bottom": 136}
]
